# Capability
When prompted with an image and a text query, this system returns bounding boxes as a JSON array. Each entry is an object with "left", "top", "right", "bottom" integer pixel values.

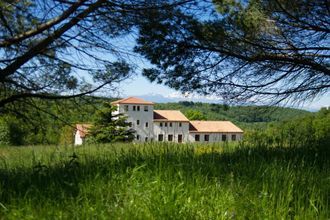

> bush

[
  {"left": 59, "top": 125, "right": 75, "bottom": 146},
  {"left": 0, "top": 117, "right": 24, "bottom": 146}
]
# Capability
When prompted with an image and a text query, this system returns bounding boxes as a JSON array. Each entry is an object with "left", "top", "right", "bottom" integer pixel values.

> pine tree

[{"left": 88, "top": 102, "right": 135, "bottom": 143}]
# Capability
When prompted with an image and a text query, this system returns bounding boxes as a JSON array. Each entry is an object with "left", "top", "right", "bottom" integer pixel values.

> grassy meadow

[{"left": 0, "top": 142, "right": 329, "bottom": 219}]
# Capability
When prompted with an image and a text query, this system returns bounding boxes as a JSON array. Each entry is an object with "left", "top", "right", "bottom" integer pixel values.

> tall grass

[{"left": 0, "top": 143, "right": 329, "bottom": 219}]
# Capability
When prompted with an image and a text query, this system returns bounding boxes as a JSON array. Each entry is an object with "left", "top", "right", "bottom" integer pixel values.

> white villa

[{"left": 74, "top": 97, "right": 243, "bottom": 145}]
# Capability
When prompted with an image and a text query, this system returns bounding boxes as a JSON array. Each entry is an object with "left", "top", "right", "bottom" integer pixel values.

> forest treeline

[
  {"left": 0, "top": 96, "right": 326, "bottom": 146},
  {"left": 155, "top": 102, "right": 310, "bottom": 124},
  {"left": 244, "top": 107, "right": 330, "bottom": 149}
]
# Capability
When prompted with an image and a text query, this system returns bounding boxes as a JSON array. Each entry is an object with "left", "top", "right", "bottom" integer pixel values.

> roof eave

[
  {"left": 153, "top": 120, "right": 190, "bottom": 122},
  {"left": 189, "top": 131, "right": 244, "bottom": 133}
]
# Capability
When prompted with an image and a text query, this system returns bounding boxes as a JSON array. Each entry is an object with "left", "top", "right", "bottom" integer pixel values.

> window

[
  {"left": 124, "top": 105, "right": 129, "bottom": 111},
  {"left": 144, "top": 106, "right": 148, "bottom": 112},
  {"left": 179, "top": 122, "right": 182, "bottom": 127},
  {"left": 160, "top": 122, "right": 163, "bottom": 127},
  {"left": 137, "top": 120, "right": 140, "bottom": 125},
  {"left": 169, "top": 122, "right": 172, "bottom": 127},
  {"left": 136, "top": 135, "right": 140, "bottom": 140},
  {"left": 165, "top": 122, "right": 167, "bottom": 127},
  {"left": 204, "top": 134, "right": 209, "bottom": 142},
  {"left": 168, "top": 134, "right": 173, "bottom": 141},
  {"left": 232, "top": 134, "right": 236, "bottom": 141},
  {"left": 158, "top": 134, "right": 164, "bottom": 141},
  {"left": 137, "top": 106, "right": 140, "bottom": 111},
  {"left": 145, "top": 137, "right": 148, "bottom": 141},
  {"left": 128, "top": 122, "right": 133, "bottom": 128},
  {"left": 222, "top": 134, "right": 227, "bottom": 141},
  {"left": 133, "top": 106, "right": 136, "bottom": 111},
  {"left": 178, "top": 134, "right": 183, "bottom": 143},
  {"left": 195, "top": 134, "right": 200, "bottom": 142},
  {"left": 145, "top": 122, "right": 149, "bottom": 128}
]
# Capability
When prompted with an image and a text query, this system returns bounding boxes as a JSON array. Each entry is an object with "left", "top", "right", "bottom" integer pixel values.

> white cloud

[{"left": 165, "top": 92, "right": 222, "bottom": 101}]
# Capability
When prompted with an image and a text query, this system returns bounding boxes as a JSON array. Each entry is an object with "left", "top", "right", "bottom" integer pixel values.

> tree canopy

[
  {"left": 135, "top": 0, "right": 330, "bottom": 104},
  {"left": 88, "top": 102, "right": 135, "bottom": 143},
  {"left": 0, "top": 0, "right": 190, "bottom": 112},
  {"left": 185, "top": 109, "right": 207, "bottom": 120},
  {"left": 1, "top": 0, "right": 328, "bottom": 118}
]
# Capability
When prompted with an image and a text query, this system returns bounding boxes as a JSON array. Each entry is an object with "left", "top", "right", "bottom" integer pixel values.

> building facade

[
  {"left": 112, "top": 97, "right": 154, "bottom": 142},
  {"left": 75, "top": 97, "right": 243, "bottom": 145}
]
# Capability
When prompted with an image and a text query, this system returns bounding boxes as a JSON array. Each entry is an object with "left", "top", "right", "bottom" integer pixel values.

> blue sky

[{"left": 117, "top": 73, "right": 330, "bottom": 111}]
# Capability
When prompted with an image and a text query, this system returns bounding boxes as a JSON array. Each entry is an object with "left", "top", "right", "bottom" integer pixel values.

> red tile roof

[
  {"left": 111, "top": 97, "right": 154, "bottom": 105},
  {"left": 153, "top": 110, "right": 189, "bottom": 122},
  {"left": 76, "top": 124, "right": 92, "bottom": 138},
  {"left": 189, "top": 121, "right": 243, "bottom": 133}
]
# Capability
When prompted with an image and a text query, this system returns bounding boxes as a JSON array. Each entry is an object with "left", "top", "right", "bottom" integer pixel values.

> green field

[{"left": 0, "top": 143, "right": 329, "bottom": 219}]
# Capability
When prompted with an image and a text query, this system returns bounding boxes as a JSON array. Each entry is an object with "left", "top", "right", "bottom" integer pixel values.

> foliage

[
  {"left": 185, "top": 109, "right": 207, "bottom": 120},
  {"left": 0, "top": 142, "right": 328, "bottom": 218},
  {"left": 0, "top": 0, "right": 195, "bottom": 117},
  {"left": 0, "top": 116, "right": 24, "bottom": 146},
  {"left": 155, "top": 101, "right": 310, "bottom": 126},
  {"left": 243, "top": 107, "right": 330, "bottom": 148},
  {"left": 0, "top": 96, "right": 110, "bottom": 146},
  {"left": 135, "top": 0, "right": 330, "bottom": 103},
  {"left": 59, "top": 126, "right": 75, "bottom": 146},
  {"left": 0, "top": 0, "right": 140, "bottom": 109},
  {"left": 87, "top": 102, "right": 135, "bottom": 143},
  {"left": 0, "top": 119, "right": 10, "bottom": 146}
]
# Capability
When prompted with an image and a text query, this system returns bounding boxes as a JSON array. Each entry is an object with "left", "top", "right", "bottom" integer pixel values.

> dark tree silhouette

[
  {"left": 135, "top": 0, "right": 330, "bottom": 104},
  {"left": 0, "top": 0, "right": 192, "bottom": 110}
]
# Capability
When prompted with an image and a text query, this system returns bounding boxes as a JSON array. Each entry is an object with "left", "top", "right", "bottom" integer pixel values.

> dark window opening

[
  {"left": 144, "top": 106, "right": 148, "bottom": 112},
  {"left": 136, "top": 135, "right": 140, "bottom": 140},
  {"left": 165, "top": 122, "right": 167, "bottom": 127},
  {"left": 168, "top": 134, "right": 173, "bottom": 141},
  {"left": 133, "top": 106, "right": 136, "bottom": 111},
  {"left": 195, "top": 134, "right": 200, "bottom": 142},
  {"left": 169, "top": 122, "right": 172, "bottom": 127},
  {"left": 222, "top": 134, "right": 227, "bottom": 141},
  {"left": 232, "top": 134, "right": 236, "bottom": 141},
  {"left": 137, "top": 120, "right": 140, "bottom": 125},
  {"left": 160, "top": 122, "right": 163, "bottom": 127},
  {"left": 179, "top": 122, "right": 182, "bottom": 127},
  {"left": 158, "top": 134, "right": 164, "bottom": 141},
  {"left": 145, "top": 122, "right": 148, "bottom": 127},
  {"left": 204, "top": 134, "right": 209, "bottom": 142},
  {"left": 137, "top": 106, "right": 140, "bottom": 111},
  {"left": 178, "top": 134, "right": 183, "bottom": 143}
]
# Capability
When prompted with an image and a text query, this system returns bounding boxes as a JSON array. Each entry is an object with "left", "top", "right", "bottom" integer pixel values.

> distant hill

[{"left": 155, "top": 101, "right": 311, "bottom": 128}]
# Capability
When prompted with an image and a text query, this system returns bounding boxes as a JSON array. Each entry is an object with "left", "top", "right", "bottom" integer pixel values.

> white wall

[
  {"left": 74, "top": 130, "right": 83, "bottom": 145},
  {"left": 188, "top": 133, "right": 243, "bottom": 143},
  {"left": 153, "top": 121, "right": 190, "bottom": 143},
  {"left": 117, "top": 103, "right": 154, "bottom": 142}
]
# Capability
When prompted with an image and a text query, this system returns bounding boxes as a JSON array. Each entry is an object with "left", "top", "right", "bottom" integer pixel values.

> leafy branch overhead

[
  {"left": 1, "top": 0, "right": 328, "bottom": 115},
  {"left": 135, "top": 0, "right": 330, "bottom": 103},
  {"left": 0, "top": 0, "right": 190, "bottom": 110}
]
